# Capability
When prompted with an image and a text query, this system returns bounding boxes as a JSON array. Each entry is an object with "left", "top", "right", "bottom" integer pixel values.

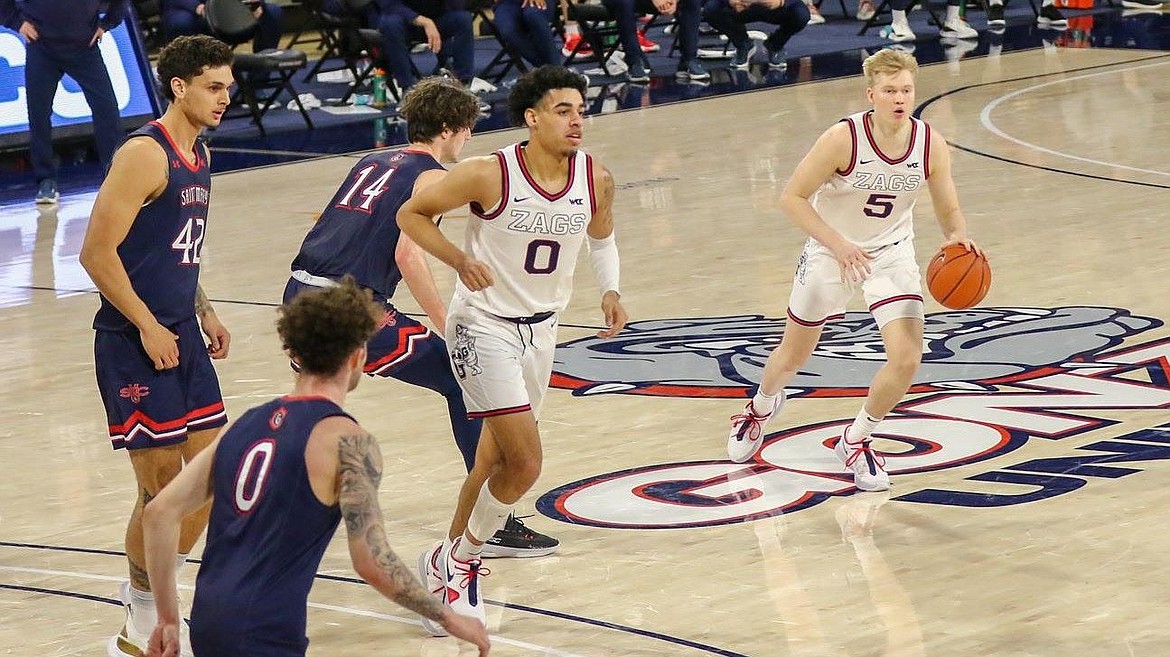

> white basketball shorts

[
  {"left": 446, "top": 296, "right": 559, "bottom": 419},
  {"left": 786, "top": 238, "right": 924, "bottom": 329}
]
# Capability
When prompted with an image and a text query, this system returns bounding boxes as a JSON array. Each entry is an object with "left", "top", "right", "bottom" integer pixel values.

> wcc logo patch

[{"left": 539, "top": 307, "right": 1170, "bottom": 529}]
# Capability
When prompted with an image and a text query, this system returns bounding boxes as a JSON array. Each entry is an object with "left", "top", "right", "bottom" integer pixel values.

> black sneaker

[
  {"left": 480, "top": 514, "right": 559, "bottom": 558},
  {"left": 1036, "top": 4, "right": 1068, "bottom": 28},
  {"left": 986, "top": 3, "right": 1005, "bottom": 26}
]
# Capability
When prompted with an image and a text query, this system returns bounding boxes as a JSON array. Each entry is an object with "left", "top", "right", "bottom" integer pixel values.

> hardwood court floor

[{"left": 3, "top": 47, "right": 1170, "bottom": 656}]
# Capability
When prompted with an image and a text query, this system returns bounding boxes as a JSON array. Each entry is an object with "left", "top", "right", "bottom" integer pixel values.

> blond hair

[{"left": 862, "top": 49, "right": 919, "bottom": 87}]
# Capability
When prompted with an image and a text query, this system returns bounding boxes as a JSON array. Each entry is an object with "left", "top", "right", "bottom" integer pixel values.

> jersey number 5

[
  {"left": 234, "top": 439, "right": 276, "bottom": 514},
  {"left": 863, "top": 193, "right": 896, "bottom": 219},
  {"left": 171, "top": 217, "right": 206, "bottom": 264}
]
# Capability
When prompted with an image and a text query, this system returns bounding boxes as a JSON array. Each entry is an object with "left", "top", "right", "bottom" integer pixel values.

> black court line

[
  {"left": 9, "top": 285, "right": 610, "bottom": 332},
  {"left": 916, "top": 51, "right": 1170, "bottom": 189},
  {"left": 0, "top": 541, "right": 751, "bottom": 657}
]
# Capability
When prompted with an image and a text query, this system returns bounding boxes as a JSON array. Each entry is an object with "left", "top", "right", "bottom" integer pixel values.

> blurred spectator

[{"left": 161, "top": 0, "right": 285, "bottom": 52}]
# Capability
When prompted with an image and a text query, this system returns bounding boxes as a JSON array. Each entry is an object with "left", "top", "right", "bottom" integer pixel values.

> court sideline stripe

[
  {"left": 0, "top": 542, "right": 750, "bottom": 657},
  {"left": 915, "top": 51, "right": 1170, "bottom": 189}
]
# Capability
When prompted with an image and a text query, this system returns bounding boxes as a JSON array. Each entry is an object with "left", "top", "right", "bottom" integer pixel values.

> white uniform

[
  {"left": 788, "top": 110, "right": 931, "bottom": 329},
  {"left": 447, "top": 142, "right": 596, "bottom": 417}
]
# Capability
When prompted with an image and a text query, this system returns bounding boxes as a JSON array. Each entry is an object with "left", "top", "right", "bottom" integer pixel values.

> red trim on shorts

[
  {"left": 862, "top": 111, "right": 917, "bottom": 165},
  {"left": 468, "top": 404, "right": 532, "bottom": 418},
  {"left": 786, "top": 308, "right": 827, "bottom": 327},
  {"left": 471, "top": 151, "right": 509, "bottom": 220},
  {"left": 364, "top": 324, "right": 431, "bottom": 373},
  {"left": 516, "top": 142, "right": 576, "bottom": 201},
  {"left": 869, "top": 294, "right": 924, "bottom": 312}
]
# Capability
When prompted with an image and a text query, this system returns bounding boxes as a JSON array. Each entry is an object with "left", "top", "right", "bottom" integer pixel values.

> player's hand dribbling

[
  {"left": 456, "top": 256, "right": 494, "bottom": 292},
  {"left": 140, "top": 321, "right": 180, "bottom": 370},
  {"left": 145, "top": 622, "right": 180, "bottom": 657},
  {"left": 597, "top": 291, "right": 627, "bottom": 338},
  {"left": 829, "top": 239, "right": 874, "bottom": 284},
  {"left": 200, "top": 312, "right": 232, "bottom": 359},
  {"left": 440, "top": 610, "right": 491, "bottom": 656},
  {"left": 941, "top": 236, "right": 984, "bottom": 259}
]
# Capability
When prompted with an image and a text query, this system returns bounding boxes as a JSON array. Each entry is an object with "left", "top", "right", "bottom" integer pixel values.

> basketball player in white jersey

[
  {"left": 397, "top": 65, "right": 628, "bottom": 632},
  {"left": 727, "top": 49, "right": 983, "bottom": 491}
]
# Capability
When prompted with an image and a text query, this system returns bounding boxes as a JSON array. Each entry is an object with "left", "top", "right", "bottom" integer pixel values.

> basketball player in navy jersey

[
  {"left": 79, "top": 35, "right": 235, "bottom": 657},
  {"left": 726, "top": 50, "right": 983, "bottom": 490},
  {"left": 398, "top": 66, "right": 629, "bottom": 633},
  {"left": 141, "top": 280, "right": 491, "bottom": 657},
  {"left": 285, "top": 76, "right": 560, "bottom": 559}
]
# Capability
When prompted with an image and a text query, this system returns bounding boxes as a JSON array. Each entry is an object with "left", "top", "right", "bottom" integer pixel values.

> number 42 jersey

[{"left": 461, "top": 142, "right": 598, "bottom": 318}]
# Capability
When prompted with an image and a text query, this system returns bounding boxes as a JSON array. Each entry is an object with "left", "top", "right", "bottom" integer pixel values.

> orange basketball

[{"left": 926, "top": 245, "right": 991, "bottom": 310}]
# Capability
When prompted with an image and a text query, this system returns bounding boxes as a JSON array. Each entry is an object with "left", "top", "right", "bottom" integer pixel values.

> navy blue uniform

[
  {"left": 94, "top": 122, "right": 226, "bottom": 450},
  {"left": 285, "top": 148, "right": 480, "bottom": 470},
  {"left": 191, "top": 397, "right": 351, "bottom": 657}
]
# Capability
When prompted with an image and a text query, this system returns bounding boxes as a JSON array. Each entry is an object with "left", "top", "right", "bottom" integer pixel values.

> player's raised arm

[
  {"left": 585, "top": 161, "right": 627, "bottom": 338},
  {"left": 335, "top": 427, "right": 491, "bottom": 655},
  {"left": 397, "top": 156, "right": 500, "bottom": 292},
  {"left": 925, "top": 128, "right": 982, "bottom": 256},
  {"left": 80, "top": 139, "right": 180, "bottom": 369}
]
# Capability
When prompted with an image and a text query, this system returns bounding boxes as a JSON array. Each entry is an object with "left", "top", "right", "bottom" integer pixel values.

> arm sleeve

[{"left": 587, "top": 233, "right": 621, "bottom": 296}]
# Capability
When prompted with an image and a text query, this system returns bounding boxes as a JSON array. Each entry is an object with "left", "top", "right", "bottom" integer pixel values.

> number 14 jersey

[
  {"left": 462, "top": 142, "right": 597, "bottom": 318},
  {"left": 811, "top": 110, "right": 932, "bottom": 252}
]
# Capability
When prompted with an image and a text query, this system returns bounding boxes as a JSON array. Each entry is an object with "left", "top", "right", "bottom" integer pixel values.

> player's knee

[
  {"left": 886, "top": 348, "right": 922, "bottom": 378},
  {"left": 505, "top": 458, "right": 542, "bottom": 491}
]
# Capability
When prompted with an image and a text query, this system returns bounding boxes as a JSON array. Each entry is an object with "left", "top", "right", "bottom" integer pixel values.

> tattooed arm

[
  {"left": 337, "top": 430, "right": 491, "bottom": 655},
  {"left": 195, "top": 284, "right": 231, "bottom": 359}
]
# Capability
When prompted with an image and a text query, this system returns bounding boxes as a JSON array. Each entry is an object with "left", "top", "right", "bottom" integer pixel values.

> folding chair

[
  {"left": 130, "top": 0, "right": 166, "bottom": 53},
  {"left": 564, "top": 2, "right": 658, "bottom": 76},
  {"left": 469, "top": 0, "right": 531, "bottom": 84},
  {"left": 205, "top": 0, "right": 314, "bottom": 135}
]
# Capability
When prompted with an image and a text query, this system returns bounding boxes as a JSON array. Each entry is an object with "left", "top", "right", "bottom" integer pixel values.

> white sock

[
  {"left": 892, "top": 9, "right": 908, "bottom": 26},
  {"left": 846, "top": 408, "right": 883, "bottom": 444},
  {"left": 129, "top": 585, "right": 158, "bottom": 635},
  {"left": 751, "top": 389, "right": 784, "bottom": 416},
  {"left": 455, "top": 482, "right": 512, "bottom": 561},
  {"left": 945, "top": 5, "right": 961, "bottom": 23},
  {"left": 989, "top": 0, "right": 1003, "bottom": 5},
  {"left": 1041, "top": 0, "right": 1054, "bottom": 5}
]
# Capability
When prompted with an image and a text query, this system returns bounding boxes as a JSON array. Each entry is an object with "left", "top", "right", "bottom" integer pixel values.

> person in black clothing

[
  {"left": 160, "top": 0, "right": 285, "bottom": 53},
  {"left": 0, "top": 0, "right": 128, "bottom": 204}
]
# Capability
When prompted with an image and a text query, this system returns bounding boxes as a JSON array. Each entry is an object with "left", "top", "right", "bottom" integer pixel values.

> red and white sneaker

[
  {"left": 638, "top": 30, "right": 660, "bottom": 52},
  {"left": 444, "top": 538, "right": 491, "bottom": 626},
  {"left": 417, "top": 540, "right": 449, "bottom": 637},
  {"left": 561, "top": 34, "right": 594, "bottom": 58},
  {"left": 834, "top": 431, "right": 890, "bottom": 491},
  {"left": 726, "top": 394, "right": 782, "bottom": 463}
]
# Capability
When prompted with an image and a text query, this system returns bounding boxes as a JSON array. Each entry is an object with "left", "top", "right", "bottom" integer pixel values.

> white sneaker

[
  {"left": 443, "top": 538, "right": 490, "bottom": 626},
  {"left": 882, "top": 22, "right": 917, "bottom": 41},
  {"left": 834, "top": 430, "right": 890, "bottom": 491},
  {"left": 417, "top": 540, "right": 450, "bottom": 637},
  {"left": 727, "top": 394, "right": 783, "bottom": 463},
  {"left": 940, "top": 19, "right": 979, "bottom": 39},
  {"left": 108, "top": 581, "right": 192, "bottom": 657}
]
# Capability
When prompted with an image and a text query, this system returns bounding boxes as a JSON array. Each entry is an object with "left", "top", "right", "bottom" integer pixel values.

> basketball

[{"left": 926, "top": 245, "right": 991, "bottom": 309}]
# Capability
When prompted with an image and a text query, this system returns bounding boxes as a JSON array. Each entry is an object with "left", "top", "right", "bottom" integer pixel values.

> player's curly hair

[
  {"left": 277, "top": 277, "right": 381, "bottom": 376},
  {"left": 862, "top": 49, "right": 919, "bottom": 87},
  {"left": 399, "top": 76, "right": 482, "bottom": 143},
  {"left": 508, "top": 66, "right": 588, "bottom": 127},
  {"left": 156, "top": 35, "right": 234, "bottom": 101}
]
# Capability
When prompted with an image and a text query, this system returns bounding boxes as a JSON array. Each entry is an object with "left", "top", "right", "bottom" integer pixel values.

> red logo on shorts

[{"left": 119, "top": 384, "right": 150, "bottom": 403}]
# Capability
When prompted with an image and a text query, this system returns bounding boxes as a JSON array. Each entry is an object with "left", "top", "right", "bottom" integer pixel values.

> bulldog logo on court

[
  {"left": 540, "top": 307, "right": 1170, "bottom": 529},
  {"left": 551, "top": 307, "right": 1157, "bottom": 398}
]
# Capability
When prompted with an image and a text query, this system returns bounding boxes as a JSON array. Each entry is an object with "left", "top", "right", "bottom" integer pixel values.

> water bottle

[
  {"left": 372, "top": 68, "right": 388, "bottom": 109},
  {"left": 373, "top": 117, "right": 388, "bottom": 148}
]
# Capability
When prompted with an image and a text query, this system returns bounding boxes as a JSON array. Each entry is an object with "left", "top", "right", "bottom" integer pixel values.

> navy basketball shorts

[
  {"left": 282, "top": 277, "right": 447, "bottom": 377},
  {"left": 94, "top": 317, "right": 226, "bottom": 450}
]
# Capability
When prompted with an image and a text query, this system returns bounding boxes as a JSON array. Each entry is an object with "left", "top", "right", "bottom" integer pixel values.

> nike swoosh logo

[
  {"left": 860, "top": 159, "right": 874, "bottom": 164},
  {"left": 513, "top": 196, "right": 531, "bottom": 202}
]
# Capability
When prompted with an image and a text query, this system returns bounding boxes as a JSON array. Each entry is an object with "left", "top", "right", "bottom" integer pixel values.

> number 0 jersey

[
  {"left": 461, "top": 142, "right": 597, "bottom": 318},
  {"left": 811, "top": 110, "right": 932, "bottom": 251},
  {"left": 94, "top": 122, "right": 212, "bottom": 332}
]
